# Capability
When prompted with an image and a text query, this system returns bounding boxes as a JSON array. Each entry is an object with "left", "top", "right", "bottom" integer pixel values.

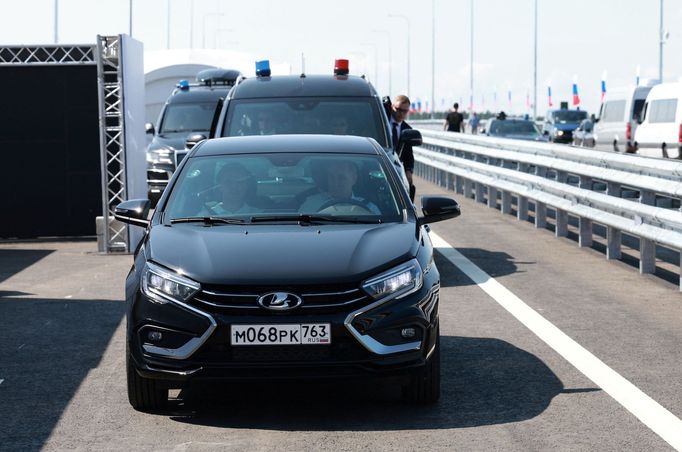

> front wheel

[
  {"left": 403, "top": 332, "right": 441, "bottom": 404},
  {"left": 127, "top": 345, "right": 167, "bottom": 412}
]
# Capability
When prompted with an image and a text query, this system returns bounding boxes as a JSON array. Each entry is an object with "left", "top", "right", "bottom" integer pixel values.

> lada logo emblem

[{"left": 258, "top": 292, "right": 303, "bottom": 310}]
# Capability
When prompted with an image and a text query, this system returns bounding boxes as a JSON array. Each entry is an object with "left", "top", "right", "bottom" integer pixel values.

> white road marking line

[
  {"left": 17, "top": 344, "right": 25, "bottom": 350},
  {"left": 0, "top": 379, "right": 4, "bottom": 385},
  {"left": 430, "top": 231, "right": 682, "bottom": 450}
]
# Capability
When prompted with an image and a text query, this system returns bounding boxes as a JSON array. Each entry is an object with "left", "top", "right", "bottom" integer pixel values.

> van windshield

[
  {"left": 223, "top": 98, "right": 388, "bottom": 147},
  {"left": 552, "top": 110, "right": 588, "bottom": 123},
  {"left": 160, "top": 102, "right": 217, "bottom": 133}
]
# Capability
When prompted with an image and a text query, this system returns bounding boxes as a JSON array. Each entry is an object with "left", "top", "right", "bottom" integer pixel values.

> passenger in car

[
  {"left": 200, "top": 163, "right": 263, "bottom": 215},
  {"left": 299, "top": 160, "right": 380, "bottom": 214}
]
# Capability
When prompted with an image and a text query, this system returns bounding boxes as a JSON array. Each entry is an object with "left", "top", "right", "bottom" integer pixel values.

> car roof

[
  {"left": 230, "top": 74, "right": 377, "bottom": 99},
  {"left": 192, "top": 134, "right": 383, "bottom": 157},
  {"left": 167, "top": 86, "right": 232, "bottom": 104}
]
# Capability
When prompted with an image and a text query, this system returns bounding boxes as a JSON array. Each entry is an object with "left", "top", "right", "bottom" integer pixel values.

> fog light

[
  {"left": 401, "top": 327, "right": 416, "bottom": 339},
  {"left": 148, "top": 331, "right": 163, "bottom": 342}
]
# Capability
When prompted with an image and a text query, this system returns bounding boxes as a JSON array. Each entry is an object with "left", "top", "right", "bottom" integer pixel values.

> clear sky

[{"left": 2, "top": 0, "right": 681, "bottom": 116}]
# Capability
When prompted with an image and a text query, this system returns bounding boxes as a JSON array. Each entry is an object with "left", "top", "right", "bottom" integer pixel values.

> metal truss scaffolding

[
  {"left": 96, "top": 35, "right": 128, "bottom": 252},
  {"left": 0, "top": 45, "right": 95, "bottom": 65}
]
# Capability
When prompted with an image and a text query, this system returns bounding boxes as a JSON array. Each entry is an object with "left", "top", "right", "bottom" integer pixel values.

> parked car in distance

[
  {"left": 572, "top": 119, "right": 595, "bottom": 147},
  {"left": 593, "top": 84, "right": 654, "bottom": 153},
  {"left": 634, "top": 82, "right": 682, "bottom": 159},
  {"left": 486, "top": 118, "right": 548, "bottom": 142},
  {"left": 542, "top": 108, "right": 588, "bottom": 143},
  {"left": 115, "top": 134, "right": 461, "bottom": 412}
]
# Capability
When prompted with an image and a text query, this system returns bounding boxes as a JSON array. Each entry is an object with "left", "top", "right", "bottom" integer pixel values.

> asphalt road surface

[{"left": 1, "top": 175, "right": 682, "bottom": 451}]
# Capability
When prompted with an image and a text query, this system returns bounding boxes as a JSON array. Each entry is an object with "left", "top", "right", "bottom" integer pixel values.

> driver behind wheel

[{"left": 299, "top": 160, "right": 380, "bottom": 214}]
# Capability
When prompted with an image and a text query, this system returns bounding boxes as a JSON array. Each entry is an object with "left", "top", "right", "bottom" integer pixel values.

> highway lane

[{"left": 1, "top": 179, "right": 681, "bottom": 450}]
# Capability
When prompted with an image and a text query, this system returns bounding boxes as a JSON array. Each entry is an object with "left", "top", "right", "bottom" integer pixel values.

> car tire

[
  {"left": 126, "top": 344, "right": 167, "bottom": 412},
  {"left": 403, "top": 331, "right": 441, "bottom": 404}
]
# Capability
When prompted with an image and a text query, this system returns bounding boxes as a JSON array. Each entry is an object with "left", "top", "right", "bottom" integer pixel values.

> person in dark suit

[{"left": 389, "top": 94, "right": 416, "bottom": 202}]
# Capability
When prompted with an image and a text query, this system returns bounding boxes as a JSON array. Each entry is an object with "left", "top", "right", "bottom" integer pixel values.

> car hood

[
  {"left": 149, "top": 132, "right": 201, "bottom": 151},
  {"left": 146, "top": 222, "right": 419, "bottom": 285},
  {"left": 499, "top": 133, "right": 547, "bottom": 142},
  {"left": 552, "top": 123, "right": 579, "bottom": 131}
]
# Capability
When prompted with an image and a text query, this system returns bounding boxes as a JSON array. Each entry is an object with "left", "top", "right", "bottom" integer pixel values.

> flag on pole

[
  {"left": 425, "top": 101, "right": 430, "bottom": 113},
  {"left": 410, "top": 102, "right": 416, "bottom": 113},
  {"left": 636, "top": 65, "right": 641, "bottom": 86},
  {"left": 572, "top": 77, "right": 580, "bottom": 106},
  {"left": 600, "top": 71, "right": 607, "bottom": 103},
  {"left": 507, "top": 89, "right": 512, "bottom": 109},
  {"left": 526, "top": 90, "right": 530, "bottom": 110},
  {"left": 416, "top": 99, "right": 422, "bottom": 113},
  {"left": 547, "top": 83, "right": 553, "bottom": 107}
]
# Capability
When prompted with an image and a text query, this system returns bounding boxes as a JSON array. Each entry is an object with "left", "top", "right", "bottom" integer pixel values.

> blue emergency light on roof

[
  {"left": 334, "top": 59, "right": 349, "bottom": 76},
  {"left": 176, "top": 79, "right": 190, "bottom": 90},
  {"left": 255, "top": 60, "right": 271, "bottom": 77}
]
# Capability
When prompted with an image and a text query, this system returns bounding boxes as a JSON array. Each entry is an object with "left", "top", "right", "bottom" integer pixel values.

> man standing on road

[
  {"left": 390, "top": 94, "right": 416, "bottom": 202},
  {"left": 469, "top": 111, "right": 480, "bottom": 134},
  {"left": 444, "top": 102, "right": 464, "bottom": 132}
]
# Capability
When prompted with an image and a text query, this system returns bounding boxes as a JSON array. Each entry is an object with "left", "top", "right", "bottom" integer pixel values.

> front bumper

[{"left": 127, "top": 273, "right": 440, "bottom": 385}]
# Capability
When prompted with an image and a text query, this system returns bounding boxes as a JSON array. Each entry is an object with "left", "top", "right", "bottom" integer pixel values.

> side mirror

[
  {"left": 398, "top": 129, "right": 422, "bottom": 157},
  {"left": 114, "top": 199, "right": 151, "bottom": 227},
  {"left": 145, "top": 122, "right": 155, "bottom": 135},
  {"left": 186, "top": 133, "right": 207, "bottom": 150},
  {"left": 417, "top": 196, "right": 460, "bottom": 226}
]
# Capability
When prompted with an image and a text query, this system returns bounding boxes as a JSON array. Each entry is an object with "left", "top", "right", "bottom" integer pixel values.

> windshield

[
  {"left": 160, "top": 102, "right": 217, "bottom": 133},
  {"left": 163, "top": 152, "right": 403, "bottom": 223},
  {"left": 551, "top": 110, "right": 588, "bottom": 123},
  {"left": 489, "top": 120, "right": 540, "bottom": 136},
  {"left": 222, "top": 98, "right": 388, "bottom": 146}
]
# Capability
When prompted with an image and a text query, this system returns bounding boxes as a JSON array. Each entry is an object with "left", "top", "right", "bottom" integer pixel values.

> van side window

[{"left": 649, "top": 99, "right": 678, "bottom": 123}]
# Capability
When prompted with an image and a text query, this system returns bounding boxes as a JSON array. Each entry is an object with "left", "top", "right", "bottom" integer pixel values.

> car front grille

[{"left": 193, "top": 284, "right": 370, "bottom": 311}]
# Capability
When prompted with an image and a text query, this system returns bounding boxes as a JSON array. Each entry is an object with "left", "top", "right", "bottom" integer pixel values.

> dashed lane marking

[{"left": 431, "top": 231, "right": 682, "bottom": 451}]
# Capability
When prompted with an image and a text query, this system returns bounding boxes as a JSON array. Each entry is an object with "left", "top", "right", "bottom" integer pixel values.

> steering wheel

[{"left": 317, "top": 198, "right": 374, "bottom": 215}]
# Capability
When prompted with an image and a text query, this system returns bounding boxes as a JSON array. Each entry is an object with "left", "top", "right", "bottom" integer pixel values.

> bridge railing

[{"left": 413, "top": 128, "right": 682, "bottom": 290}]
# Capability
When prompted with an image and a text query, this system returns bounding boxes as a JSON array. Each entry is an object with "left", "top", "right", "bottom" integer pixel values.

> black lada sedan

[{"left": 115, "top": 134, "right": 460, "bottom": 411}]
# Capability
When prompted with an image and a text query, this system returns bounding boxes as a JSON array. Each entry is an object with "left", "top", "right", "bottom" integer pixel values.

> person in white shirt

[{"left": 201, "top": 163, "right": 262, "bottom": 215}]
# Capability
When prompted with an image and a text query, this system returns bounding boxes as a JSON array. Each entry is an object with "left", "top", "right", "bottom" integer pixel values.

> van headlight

[
  {"left": 362, "top": 259, "right": 423, "bottom": 300},
  {"left": 141, "top": 262, "right": 200, "bottom": 305}
]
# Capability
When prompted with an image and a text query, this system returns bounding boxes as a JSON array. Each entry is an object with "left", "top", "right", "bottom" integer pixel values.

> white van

[
  {"left": 594, "top": 84, "right": 654, "bottom": 153},
  {"left": 634, "top": 82, "right": 682, "bottom": 159}
]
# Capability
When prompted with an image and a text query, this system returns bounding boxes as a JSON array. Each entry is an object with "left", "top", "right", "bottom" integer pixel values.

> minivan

[
  {"left": 634, "top": 82, "right": 682, "bottom": 159},
  {"left": 593, "top": 83, "right": 654, "bottom": 153}
]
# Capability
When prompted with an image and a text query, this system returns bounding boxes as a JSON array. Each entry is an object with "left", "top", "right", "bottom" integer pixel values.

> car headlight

[
  {"left": 556, "top": 130, "right": 564, "bottom": 136},
  {"left": 146, "top": 148, "right": 174, "bottom": 165},
  {"left": 141, "top": 262, "right": 200, "bottom": 305},
  {"left": 362, "top": 259, "right": 423, "bottom": 300}
]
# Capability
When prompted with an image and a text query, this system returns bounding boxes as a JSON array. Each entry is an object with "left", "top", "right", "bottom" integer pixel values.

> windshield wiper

[
  {"left": 249, "top": 214, "right": 381, "bottom": 224},
  {"left": 170, "top": 216, "right": 247, "bottom": 225}
]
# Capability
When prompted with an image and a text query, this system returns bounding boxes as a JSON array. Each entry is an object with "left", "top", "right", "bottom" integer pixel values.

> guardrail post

[
  {"left": 579, "top": 217, "right": 593, "bottom": 248},
  {"left": 455, "top": 175, "right": 464, "bottom": 194},
  {"left": 535, "top": 202, "right": 547, "bottom": 228},
  {"left": 606, "top": 182, "right": 622, "bottom": 260},
  {"left": 578, "top": 176, "right": 593, "bottom": 247},
  {"left": 475, "top": 182, "right": 485, "bottom": 203},
  {"left": 464, "top": 178, "right": 473, "bottom": 199},
  {"left": 488, "top": 186, "right": 498, "bottom": 208},
  {"left": 556, "top": 210, "right": 568, "bottom": 237},
  {"left": 639, "top": 189, "right": 656, "bottom": 274},
  {"left": 501, "top": 191, "right": 512, "bottom": 214},
  {"left": 517, "top": 195, "right": 528, "bottom": 221}
]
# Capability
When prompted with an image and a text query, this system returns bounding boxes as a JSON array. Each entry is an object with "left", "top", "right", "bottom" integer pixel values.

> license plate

[{"left": 231, "top": 323, "right": 331, "bottom": 346}]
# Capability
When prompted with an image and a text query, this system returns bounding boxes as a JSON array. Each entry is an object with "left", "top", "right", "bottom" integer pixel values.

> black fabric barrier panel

[{"left": 0, "top": 65, "right": 101, "bottom": 239}]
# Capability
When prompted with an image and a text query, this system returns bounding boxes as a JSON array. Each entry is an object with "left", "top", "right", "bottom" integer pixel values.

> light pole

[
  {"left": 166, "top": 0, "right": 171, "bottom": 49},
  {"left": 54, "top": 0, "right": 58, "bottom": 43},
  {"left": 189, "top": 0, "right": 194, "bottom": 48},
  {"left": 214, "top": 28, "right": 235, "bottom": 49},
  {"left": 388, "top": 14, "right": 410, "bottom": 99},
  {"left": 371, "top": 30, "right": 392, "bottom": 96},
  {"left": 469, "top": 0, "right": 474, "bottom": 113},
  {"left": 203, "top": 13, "right": 224, "bottom": 49},
  {"left": 431, "top": 0, "right": 435, "bottom": 117},
  {"left": 129, "top": 0, "right": 133, "bottom": 37},
  {"left": 659, "top": 0, "right": 665, "bottom": 82},
  {"left": 533, "top": 0, "right": 538, "bottom": 119},
  {"left": 361, "top": 42, "right": 380, "bottom": 92}
]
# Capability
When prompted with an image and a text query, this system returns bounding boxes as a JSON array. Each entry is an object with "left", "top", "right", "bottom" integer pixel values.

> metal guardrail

[{"left": 413, "top": 128, "right": 682, "bottom": 290}]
